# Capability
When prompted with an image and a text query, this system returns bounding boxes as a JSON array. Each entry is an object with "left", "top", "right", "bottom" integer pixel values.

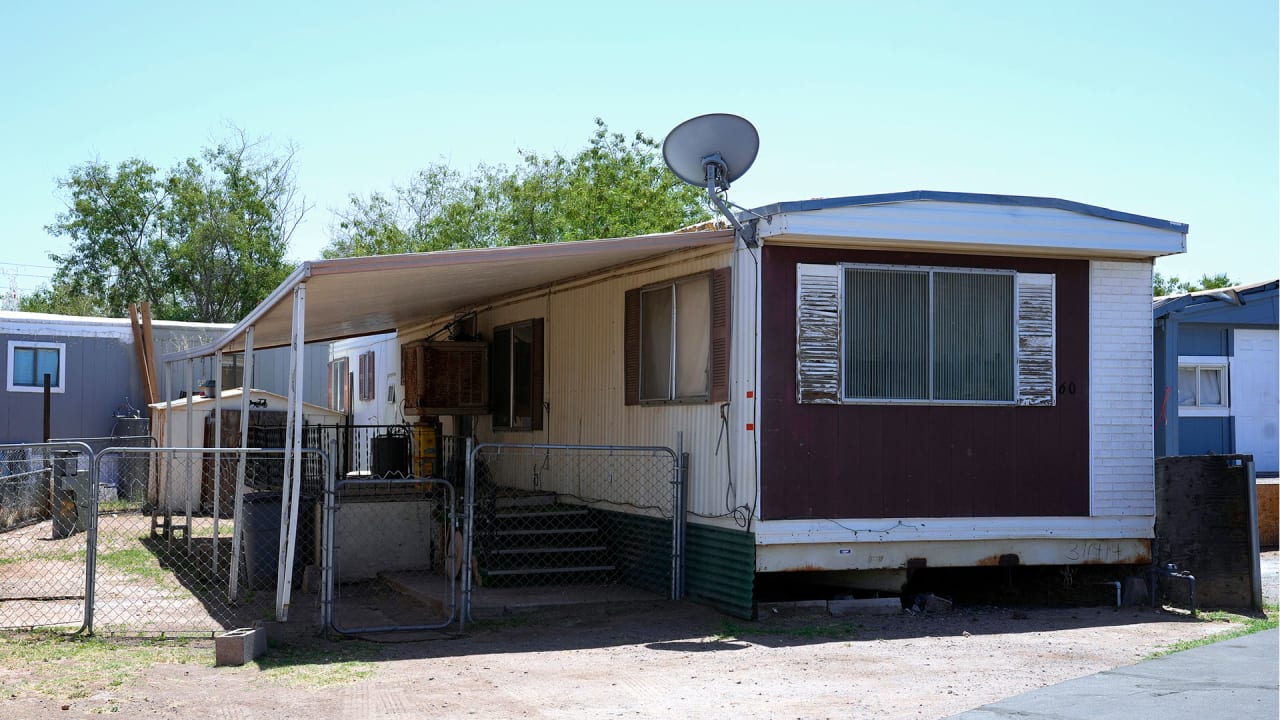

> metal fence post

[
  {"left": 461, "top": 436, "right": 475, "bottom": 631},
  {"left": 321, "top": 438, "right": 337, "bottom": 632}
]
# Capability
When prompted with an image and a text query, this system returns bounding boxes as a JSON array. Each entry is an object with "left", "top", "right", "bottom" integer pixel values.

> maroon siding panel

[{"left": 760, "top": 245, "right": 1091, "bottom": 520}]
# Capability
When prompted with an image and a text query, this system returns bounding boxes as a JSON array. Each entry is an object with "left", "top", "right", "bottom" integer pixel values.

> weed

[
  {"left": 252, "top": 638, "right": 381, "bottom": 688},
  {"left": 0, "top": 630, "right": 205, "bottom": 701},
  {"left": 1145, "top": 603, "right": 1278, "bottom": 659}
]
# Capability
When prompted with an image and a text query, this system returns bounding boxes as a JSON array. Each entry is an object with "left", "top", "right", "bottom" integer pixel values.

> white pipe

[
  {"left": 184, "top": 358, "right": 194, "bottom": 552},
  {"left": 212, "top": 349, "right": 223, "bottom": 577},
  {"left": 277, "top": 283, "right": 306, "bottom": 621},
  {"left": 228, "top": 327, "right": 254, "bottom": 601}
]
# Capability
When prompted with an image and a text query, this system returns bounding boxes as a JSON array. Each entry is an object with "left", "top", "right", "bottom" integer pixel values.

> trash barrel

[
  {"left": 240, "top": 492, "right": 311, "bottom": 590},
  {"left": 111, "top": 416, "right": 151, "bottom": 502}
]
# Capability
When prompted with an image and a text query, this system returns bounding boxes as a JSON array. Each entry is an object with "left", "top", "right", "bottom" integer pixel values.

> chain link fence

[
  {"left": 87, "top": 447, "right": 329, "bottom": 635},
  {"left": 464, "top": 443, "right": 682, "bottom": 615},
  {"left": 0, "top": 442, "right": 94, "bottom": 632}
]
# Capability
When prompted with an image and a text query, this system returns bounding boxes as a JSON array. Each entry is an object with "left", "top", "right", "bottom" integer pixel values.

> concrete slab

[
  {"left": 380, "top": 571, "right": 661, "bottom": 619},
  {"left": 947, "top": 628, "right": 1279, "bottom": 720}
]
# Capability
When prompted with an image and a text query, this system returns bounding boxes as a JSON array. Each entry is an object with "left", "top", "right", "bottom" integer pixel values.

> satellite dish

[{"left": 662, "top": 113, "right": 759, "bottom": 191}]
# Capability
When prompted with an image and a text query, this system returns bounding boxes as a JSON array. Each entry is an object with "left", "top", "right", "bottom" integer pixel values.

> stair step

[
  {"left": 494, "top": 527, "right": 599, "bottom": 537},
  {"left": 495, "top": 509, "right": 588, "bottom": 520},
  {"left": 494, "top": 493, "right": 558, "bottom": 509},
  {"left": 486, "top": 564, "right": 615, "bottom": 576},
  {"left": 495, "top": 545, "right": 608, "bottom": 556}
]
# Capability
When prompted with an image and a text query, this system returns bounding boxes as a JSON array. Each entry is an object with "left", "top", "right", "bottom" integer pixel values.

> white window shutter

[
  {"left": 796, "top": 263, "right": 842, "bottom": 403},
  {"left": 1016, "top": 272, "right": 1056, "bottom": 406}
]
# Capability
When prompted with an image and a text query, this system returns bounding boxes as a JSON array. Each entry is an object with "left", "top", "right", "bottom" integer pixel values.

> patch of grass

[
  {"left": 1146, "top": 604, "right": 1278, "bottom": 659},
  {"left": 96, "top": 547, "right": 171, "bottom": 585},
  {"left": 716, "top": 619, "right": 863, "bottom": 640},
  {"left": 0, "top": 630, "right": 205, "bottom": 701},
  {"left": 252, "top": 638, "right": 381, "bottom": 688}
]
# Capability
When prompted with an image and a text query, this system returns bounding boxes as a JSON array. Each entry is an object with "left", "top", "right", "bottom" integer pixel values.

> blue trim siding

[
  {"left": 752, "top": 190, "right": 1188, "bottom": 232},
  {"left": 1178, "top": 417, "right": 1234, "bottom": 456}
]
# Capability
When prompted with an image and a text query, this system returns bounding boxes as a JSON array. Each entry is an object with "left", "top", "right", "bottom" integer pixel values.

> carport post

[
  {"left": 184, "top": 358, "right": 194, "bottom": 552},
  {"left": 212, "top": 349, "right": 223, "bottom": 577},
  {"left": 276, "top": 284, "right": 306, "bottom": 621},
  {"left": 163, "top": 361, "right": 174, "bottom": 526},
  {"left": 228, "top": 327, "right": 254, "bottom": 601}
]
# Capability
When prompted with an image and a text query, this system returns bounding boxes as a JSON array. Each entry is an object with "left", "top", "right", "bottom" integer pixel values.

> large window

[
  {"left": 843, "top": 266, "right": 1015, "bottom": 403},
  {"left": 796, "top": 263, "right": 1055, "bottom": 406},
  {"left": 1178, "top": 363, "right": 1227, "bottom": 408},
  {"left": 492, "top": 319, "right": 543, "bottom": 430},
  {"left": 7, "top": 341, "right": 65, "bottom": 394}
]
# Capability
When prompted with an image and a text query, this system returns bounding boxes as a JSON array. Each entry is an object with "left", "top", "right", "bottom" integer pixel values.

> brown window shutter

[
  {"left": 624, "top": 288, "right": 641, "bottom": 406},
  {"left": 531, "top": 318, "right": 545, "bottom": 430},
  {"left": 326, "top": 360, "right": 335, "bottom": 409},
  {"left": 710, "top": 266, "right": 732, "bottom": 403}
]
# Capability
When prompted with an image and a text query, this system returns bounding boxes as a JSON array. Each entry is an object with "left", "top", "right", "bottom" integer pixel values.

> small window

[
  {"left": 1178, "top": 364, "right": 1227, "bottom": 407},
  {"left": 7, "top": 341, "right": 65, "bottom": 394},
  {"left": 492, "top": 319, "right": 543, "bottom": 430},
  {"left": 328, "top": 357, "right": 350, "bottom": 414},
  {"left": 640, "top": 275, "right": 712, "bottom": 402},
  {"left": 357, "top": 351, "right": 376, "bottom": 401}
]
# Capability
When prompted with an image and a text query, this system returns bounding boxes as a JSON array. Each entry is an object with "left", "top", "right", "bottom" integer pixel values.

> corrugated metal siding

[
  {"left": 685, "top": 522, "right": 755, "bottom": 619},
  {"left": 447, "top": 246, "right": 744, "bottom": 520}
]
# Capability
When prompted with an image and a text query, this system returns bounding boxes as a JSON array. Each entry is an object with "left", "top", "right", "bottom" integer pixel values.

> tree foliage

[
  {"left": 1153, "top": 271, "right": 1236, "bottom": 297},
  {"left": 323, "top": 119, "right": 711, "bottom": 258},
  {"left": 36, "top": 130, "right": 306, "bottom": 322}
]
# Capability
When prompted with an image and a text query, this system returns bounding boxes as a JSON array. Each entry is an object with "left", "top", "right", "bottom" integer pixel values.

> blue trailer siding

[{"left": 1177, "top": 416, "right": 1234, "bottom": 456}]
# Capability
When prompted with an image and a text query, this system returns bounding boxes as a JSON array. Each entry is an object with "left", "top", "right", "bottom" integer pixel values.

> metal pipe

[
  {"left": 228, "top": 327, "right": 254, "bottom": 602},
  {"left": 277, "top": 283, "right": 307, "bottom": 621},
  {"left": 461, "top": 436, "right": 475, "bottom": 631},
  {"left": 212, "top": 349, "right": 223, "bottom": 577},
  {"left": 184, "top": 358, "right": 194, "bottom": 552}
]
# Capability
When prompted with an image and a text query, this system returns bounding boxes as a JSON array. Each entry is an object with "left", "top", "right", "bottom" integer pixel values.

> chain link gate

[
  {"left": 463, "top": 441, "right": 685, "bottom": 623},
  {"left": 323, "top": 477, "right": 459, "bottom": 635},
  {"left": 0, "top": 442, "right": 95, "bottom": 632},
  {"left": 89, "top": 447, "right": 330, "bottom": 636}
]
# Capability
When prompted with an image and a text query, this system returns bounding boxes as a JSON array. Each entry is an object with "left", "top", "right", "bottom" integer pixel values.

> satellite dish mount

[{"left": 663, "top": 114, "right": 760, "bottom": 247}]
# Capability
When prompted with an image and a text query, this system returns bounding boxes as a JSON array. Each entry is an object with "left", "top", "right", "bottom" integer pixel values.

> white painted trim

[
  {"left": 6, "top": 340, "right": 66, "bottom": 393},
  {"left": 753, "top": 515, "right": 1154, "bottom": 545},
  {"left": 757, "top": 201, "right": 1186, "bottom": 258}
]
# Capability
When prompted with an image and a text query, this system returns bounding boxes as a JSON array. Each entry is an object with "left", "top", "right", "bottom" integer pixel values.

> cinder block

[
  {"left": 828, "top": 597, "right": 902, "bottom": 616},
  {"left": 215, "top": 626, "right": 267, "bottom": 667}
]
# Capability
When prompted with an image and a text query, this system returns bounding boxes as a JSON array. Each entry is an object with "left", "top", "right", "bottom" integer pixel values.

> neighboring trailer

[
  {"left": 1153, "top": 280, "right": 1280, "bottom": 475},
  {"left": 0, "top": 311, "right": 329, "bottom": 444}
]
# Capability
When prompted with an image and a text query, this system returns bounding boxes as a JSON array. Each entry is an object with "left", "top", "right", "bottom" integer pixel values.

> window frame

[
  {"left": 839, "top": 262, "right": 1018, "bottom": 406},
  {"left": 1177, "top": 360, "right": 1229, "bottom": 415},
  {"left": 7, "top": 340, "right": 66, "bottom": 394},
  {"left": 491, "top": 318, "right": 543, "bottom": 431}
]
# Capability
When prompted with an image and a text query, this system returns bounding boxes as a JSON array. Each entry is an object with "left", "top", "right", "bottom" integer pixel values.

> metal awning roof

[{"left": 162, "top": 229, "right": 734, "bottom": 361}]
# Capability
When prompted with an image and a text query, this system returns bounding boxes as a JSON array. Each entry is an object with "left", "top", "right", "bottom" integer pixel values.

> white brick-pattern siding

[{"left": 1090, "top": 260, "right": 1155, "bottom": 516}]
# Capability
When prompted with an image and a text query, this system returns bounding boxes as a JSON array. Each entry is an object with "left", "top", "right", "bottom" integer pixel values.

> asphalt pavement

[{"left": 948, "top": 628, "right": 1279, "bottom": 719}]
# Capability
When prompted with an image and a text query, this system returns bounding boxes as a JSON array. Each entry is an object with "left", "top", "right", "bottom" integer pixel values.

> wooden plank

[
  {"left": 141, "top": 302, "right": 159, "bottom": 405},
  {"left": 128, "top": 303, "right": 155, "bottom": 406}
]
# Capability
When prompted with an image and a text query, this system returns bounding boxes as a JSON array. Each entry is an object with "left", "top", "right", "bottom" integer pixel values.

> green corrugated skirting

[
  {"left": 596, "top": 509, "right": 672, "bottom": 596},
  {"left": 685, "top": 522, "right": 755, "bottom": 619},
  {"left": 591, "top": 511, "right": 755, "bottom": 618}
]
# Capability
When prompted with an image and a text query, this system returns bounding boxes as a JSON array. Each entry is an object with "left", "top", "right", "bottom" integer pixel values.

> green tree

[
  {"left": 1153, "top": 271, "right": 1237, "bottom": 297},
  {"left": 41, "top": 130, "right": 306, "bottom": 321},
  {"left": 323, "top": 119, "right": 711, "bottom": 258}
]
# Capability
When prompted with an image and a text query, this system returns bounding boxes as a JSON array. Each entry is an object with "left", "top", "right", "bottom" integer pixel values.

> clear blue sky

[{"left": 2, "top": 1, "right": 1276, "bottom": 299}]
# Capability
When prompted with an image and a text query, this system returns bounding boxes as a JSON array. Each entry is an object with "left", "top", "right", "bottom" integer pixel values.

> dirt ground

[{"left": 2, "top": 586, "right": 1269, "bottom": 719}]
